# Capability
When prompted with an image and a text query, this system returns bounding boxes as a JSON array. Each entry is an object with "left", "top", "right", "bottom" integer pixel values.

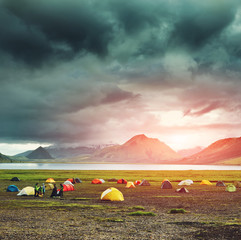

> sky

[{"left": 1, "top": 0, "right": 241, "bottom": 155}]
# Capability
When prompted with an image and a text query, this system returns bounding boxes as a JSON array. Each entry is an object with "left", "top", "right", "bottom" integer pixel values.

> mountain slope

[
  {"left": 93, "top": 134, "right": 181, "bottom": 163},
  {"left": 0, "top": 153, "right": 12, "bottom": 163},
  {"left": 26, "top": 146, "right": 54, "bottom": 159},
  {"left": 182, "top": 137, "right": 241, "bottom": 164}
]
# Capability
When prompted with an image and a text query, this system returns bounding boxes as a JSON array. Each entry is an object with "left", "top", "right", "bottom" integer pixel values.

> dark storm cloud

[{"left": 1, "top": 0, "right": 241, "bottom": 146}]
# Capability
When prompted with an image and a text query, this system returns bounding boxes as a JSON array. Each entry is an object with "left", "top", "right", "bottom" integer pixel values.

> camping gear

[
  {"left": 100, "top": 187, "right": 124, "bottom": 201},
  {"left": 178, "top": 179, "right": 193, "bottom": 186},
  {"left": 63, "top": 180, "right": 74, "bottom": 186},
  {"left": 45, "top": 183, "right": 54, "bottom": 190},
  {"left": 62, "top": 184, "right": 75, "bottom": 192},
  {"left": 200, "top": 180, "right": 212, "bottom": 185},
  {"left": 46, "top": 178, "right": 55, "bottom": 183},
  {"left": 216, "top": 181, "right": 226, "bottom": 187},
  {"left": 92, "top": 179, "right": 102, "bottom": 184},
  {"left": 117, "top": 179, "right": 127, "bottom": 184},
  {"left": 10, "top": 177, "right": 20, "bottom": 181},
  {"left": 140, "top": 179, "right": 151, "bottom": 186},
  {"left": 134, "top": 180, "right": 141, "bottom": 185},
  {"left": 226, "top": 184, "right": 236, "bottom": 192},
  {"left": 176, "top": 187, "right": 189, "bottom": 193},
  {"left": 67, "top": 178, "right": 75, "bottom": 183},
  {"left": 75, "top": 178, "right": 82, "bottom": 183},
  {"left": 161, "top": 180, "right": 172, "bottom": 189},
  {"left": 126, "top": 182, "right": 135, "bottom": 188},
  {"left": 17, "top": 186, "right": 35, "bottom": 196},
  {"left": 7, "top": 185, "right": 19, "bottom": 192}
]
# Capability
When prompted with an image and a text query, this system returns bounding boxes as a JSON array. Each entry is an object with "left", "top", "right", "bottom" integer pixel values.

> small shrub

[
  {"left": 128, "top": 211, "right": 156, "bottom": 216},
  {"left": 128, "top": 206, "right": 145, "bottom": 210},
  {"left": 168, "top": 208, "right": 186, "bottom": 214}
]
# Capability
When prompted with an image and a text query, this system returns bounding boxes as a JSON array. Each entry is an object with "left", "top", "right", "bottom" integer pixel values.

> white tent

[
  {"left": 178, "top": 179, "right": 193, "bottom": 186},
  {"left": 63, "top": 180, "right": 74, "bottom": 186},
  {"left": 17, "top": 186, "right": 35, "bottom": 196},
  {"left": 99, "top": 179, "right": 105, "bottom": 183}
]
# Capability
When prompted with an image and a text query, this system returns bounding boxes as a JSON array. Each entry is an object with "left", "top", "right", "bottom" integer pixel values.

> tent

[
  {"left": 176, "top": 187, "right": 189, "bottom": 193},
  {"left": 100, "top": 187, "right": 124, "bottom": 201},
  {"left": 99, "top": 179, "right": 105, "bottom": 183},
  {"left": 92, "top": 179, "right": 102, "bottom": 184},
  {"left": 233, "top": 181, "right": 241, "bottom": 188},
  {"left": 117, "top": 179, "right": 127, "bottom": 184},
  {"left": 63, "top": 184, "right": 75, "bottom": 192},
  {"left": 46, "top": 178, "right": 55, "bottom": 183},
  {"left": 63, "top": 180, "right": 74, "bottom": 186},
  {"left": 17, "top": 186, "right": 35, "bottom": 196},
  {"left": 162, "top": 178, "right": 169, "bottom": 183},
  {"left": 134, "top": 180, "right": 141, "bottom": 185},
  {"left": 10, "top": 177, "right": 20, "bottom": 181},
  {"left": 108, "top": 178, "right": 118, "bottom": 182},
  {"left": 178, "top": 179, "right": 193, "bottom": 186},
  {"left": 216, "top": 181, "right": 226, "bottom": 187},
  {"left": 67, "top": 178, "right": 75, "bottom": 183},
  {"left": 126, "top": 182, "right": 135, "bottom": 188},
  {"left": 75, "top": 178, "right": 82, "bottom": 183},
  {"left": 200, "top": 180, "right": 212, "bottom": 185},
  {"left": 7, "top": 185, "right": 19, "bottom": 192},
  {"left": 161, "top": 180, "right": 172, "bottom": 189},
  {"left": 226, "top": 184, "right": 236, "bottom": 192},
  {"left": 45, "top": 183, "right": 54, "bottom": 190},
  {"left": 140, "top": 179, "right": 151, "bottom": 186}
]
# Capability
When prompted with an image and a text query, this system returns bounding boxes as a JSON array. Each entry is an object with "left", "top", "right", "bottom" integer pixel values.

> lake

[{"left": 0, "top": 163, "right": 241, "bottom": 170}]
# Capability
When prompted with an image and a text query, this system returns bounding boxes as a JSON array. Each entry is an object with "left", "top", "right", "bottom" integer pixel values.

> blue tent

[{"left": 7, "top": 185, "right": 19, "bottom": 192}]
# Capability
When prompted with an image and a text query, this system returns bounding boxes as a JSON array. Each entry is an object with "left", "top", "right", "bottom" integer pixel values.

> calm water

[{"left": 0, "top": 163, "right": 241, "bottom": 170}]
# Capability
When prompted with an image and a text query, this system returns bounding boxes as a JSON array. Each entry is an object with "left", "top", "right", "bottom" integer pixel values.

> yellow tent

[
  {"left": 200, "top": 180, "right": 212, "bottom": 185},
  {"left": 45, "top": 183, "right": 54, "bottom": 190},
  {"left": 17, "top": 186, "right": 35, "bottom": 196},
  {"left": 46, "top": 178, "right": 55, "bottom": 183},
  {"left": 100, "top": 187, "right": 124, "bottom": 201},
  {"left": 126, "top": 182, "right": 135, "bottom": 188}
]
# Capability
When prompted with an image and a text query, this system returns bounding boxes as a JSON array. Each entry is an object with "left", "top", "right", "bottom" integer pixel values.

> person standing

[
  {"left": 34, "top": 183, "right": 39, "bottom": 197},
  {"left": 59, "top": 184, "right": 64, "bottom": 198},
  {"left": 50, "top": 184, "right": 57, "bottom": 198},
  {"left": 42, "top": 183, "right": 45, "bottom": 195}
]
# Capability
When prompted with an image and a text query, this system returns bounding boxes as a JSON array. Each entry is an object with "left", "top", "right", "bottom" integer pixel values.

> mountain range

[
  {"left": 93, "top": 134, "right": 181, "bottom": 163},
  {"left": 181, "top": 137, "right": 241, "bottom": 165},
  {"left": 8, "top": 134, "right": 241, "bottom": 165}
]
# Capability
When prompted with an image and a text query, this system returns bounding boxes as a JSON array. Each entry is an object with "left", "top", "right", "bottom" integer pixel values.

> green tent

[{"left": 226, "top": 184, "right": 236, "bottom": 192}]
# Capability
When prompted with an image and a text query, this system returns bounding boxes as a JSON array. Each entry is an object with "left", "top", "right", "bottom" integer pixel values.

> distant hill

[
  {"left": 14, "top": 150, "right": 33, "bottom": 157},
  {"left": 182, "top": 137, "right": 241, "bottom": 165},
  {"left": 93, "top": 134, "right": 181, "bottom": 163},
  {"left": 178, "top": 146, "right": 203, "bottom": 157},
  {"left": 46, "top": 146, "right": 97, "bottom": 158},
  {"left": 0, "top": 153, "right": 12, "bottom": 163},
  {"left": 26, "top": 146, "right": 54, "bottom": 159}
]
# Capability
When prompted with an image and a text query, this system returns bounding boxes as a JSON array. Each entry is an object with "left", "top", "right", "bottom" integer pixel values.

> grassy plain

[{"left": 0, "top": 170, "right": 241, "bottom": 239}]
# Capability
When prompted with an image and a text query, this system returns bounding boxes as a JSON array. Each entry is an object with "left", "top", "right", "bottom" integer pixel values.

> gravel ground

[{"left": 0, "top": 183, "right": 240, "bottom": 239}]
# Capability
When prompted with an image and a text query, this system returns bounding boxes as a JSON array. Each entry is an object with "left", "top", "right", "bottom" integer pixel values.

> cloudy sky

[{"left": 1, "top": 0, "right": 241, "bottom": 155}]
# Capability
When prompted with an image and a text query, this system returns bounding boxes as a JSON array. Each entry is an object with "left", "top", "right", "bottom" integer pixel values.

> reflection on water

[{"left": 0, "top": 163, "right": 241, "bottom": 170}]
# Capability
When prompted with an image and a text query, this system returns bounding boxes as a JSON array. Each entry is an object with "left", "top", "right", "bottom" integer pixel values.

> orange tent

[
  {"left": 92, "top": 179, "right": 102, "bottom": 184},
  {"left": 46, "top": 178, "right": 55, "bottom": 183},
  {"left": 117, "top": 179, "right": 127, "bottom": 184},
  {"left": 162, "top": 179, "right": 169, "bottom": 183},
  {"left": 126, "top": 182, "right": 135, "bottom": 188},
  {"left": 134, "top": 180, "right": 141, "bottom": 185},
  {"left": 67, "top": 178, "right": 75, "bottom": 183}
]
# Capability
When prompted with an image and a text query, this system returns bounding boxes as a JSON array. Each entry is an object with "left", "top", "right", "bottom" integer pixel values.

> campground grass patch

[
  {"left": 168, "top": 208, "right": 187, "bottom": 214},
  {"left": 128, "top": 206, "right": 145, "bottom": 210},
  {"left": 128, "top": 211, "right": 156, "bottom": 216}
]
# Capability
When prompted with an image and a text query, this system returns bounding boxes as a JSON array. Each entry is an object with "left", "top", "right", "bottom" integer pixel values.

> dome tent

[
  {"left": 17, "top": 186, "right": 35, "bottom": 196},
  {"left": 216, "top": 181, "right": 226, "bottom": 187},
  {"left": 161, "top": 180, "right": 172, "bottom": 189},
  {"left": 100, "top": 187, "right": 124, "bottom": 201},
  {"left": 10, "top": 177, "right": 20, "bottom": 181},
  {"left": 7, "top": 185, "right": 19, "bottom": 192},
  {"left": 126, "top": 182, "right": 135, "bottom": 188},
  {"left": 200, "top": 180, "right": 212, "bottom": 185}
]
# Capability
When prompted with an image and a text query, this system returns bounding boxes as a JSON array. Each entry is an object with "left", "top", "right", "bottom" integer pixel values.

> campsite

[{"left": 0, "top": 169, "right": 240, "bottom": 239}]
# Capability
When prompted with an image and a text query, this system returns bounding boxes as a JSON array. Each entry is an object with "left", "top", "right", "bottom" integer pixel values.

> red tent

[
  {"left": 134, "top": 180, "right": 141, "bottom": 185},
  {"left": 63, "top": 184, "right": 75, "bottom": 191},
  {"left": 117, "top": 179, "right": 127, "bottom": 184},
  {"left": 67, "top": 178, "right": 75, "bottom": 183},
  {"left": 91, "top": 179, "right": 102, "bottom": 184}
]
